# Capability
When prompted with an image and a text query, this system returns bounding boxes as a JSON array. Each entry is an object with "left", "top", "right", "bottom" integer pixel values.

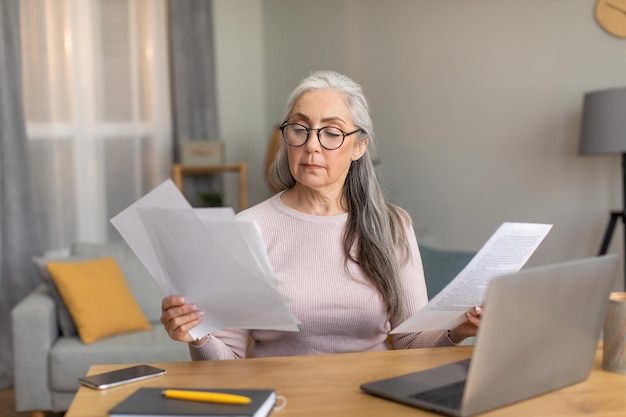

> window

[{"left": 20, "top": 0, "right": 171, "bottom": 250}]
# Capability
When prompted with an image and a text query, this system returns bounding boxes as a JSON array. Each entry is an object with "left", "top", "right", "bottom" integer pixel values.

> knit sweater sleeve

[
  {"left": 188, "top": 328, "right": 250, "bottom": 360},
  {"left": 390, "top": 222, "right": 455, "bottom": 349}
]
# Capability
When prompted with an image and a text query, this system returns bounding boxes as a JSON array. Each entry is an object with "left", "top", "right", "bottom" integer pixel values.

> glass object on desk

[{"left": 603, "top": 292, "right": 626, "bottom": 374}]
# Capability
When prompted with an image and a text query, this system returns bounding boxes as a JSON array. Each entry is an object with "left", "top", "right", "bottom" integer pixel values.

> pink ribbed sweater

[{"left": 189, "top": 193, "right": 452, "bottom": 360}]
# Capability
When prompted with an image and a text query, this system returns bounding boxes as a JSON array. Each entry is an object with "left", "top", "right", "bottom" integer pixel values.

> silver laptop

[{"left": 361, "top": 255, "right": 618, "bottom": 417}]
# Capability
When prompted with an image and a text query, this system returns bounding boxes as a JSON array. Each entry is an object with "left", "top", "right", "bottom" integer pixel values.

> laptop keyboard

[{"left": 408, "top": 380, "right": 466, "bottom": 409}]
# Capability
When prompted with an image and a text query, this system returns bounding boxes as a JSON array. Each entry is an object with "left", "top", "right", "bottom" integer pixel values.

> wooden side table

[{"left": 171, "top": 163, "right": 248, "bottom": 211}]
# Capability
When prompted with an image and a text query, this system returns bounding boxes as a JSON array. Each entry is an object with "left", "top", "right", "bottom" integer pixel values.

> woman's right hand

[{"left": 160, "top": 295, "right": 205, "bottom": 344}]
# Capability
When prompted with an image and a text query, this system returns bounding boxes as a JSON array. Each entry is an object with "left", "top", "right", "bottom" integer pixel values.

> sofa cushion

[
  {"left": 47, "top": 257, "right": 152, "bottom": 344},
  {"left": 419, "top": 245, "right": 475, "bottom": 299},
  {"left": 49, "top": 327, "right": 190, "bottom": 391},
  {"left": 71, "top": 241, "right": 164, "bottom": 322}
]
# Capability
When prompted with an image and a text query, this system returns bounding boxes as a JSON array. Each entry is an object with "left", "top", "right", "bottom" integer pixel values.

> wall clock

[{"left": 595, "top": 0, "right": 626, "bottom": 38}]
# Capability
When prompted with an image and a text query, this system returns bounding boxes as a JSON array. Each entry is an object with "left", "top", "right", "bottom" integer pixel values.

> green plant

[{"left": 197, "top": 191, "right": 223, "bottom": 207}]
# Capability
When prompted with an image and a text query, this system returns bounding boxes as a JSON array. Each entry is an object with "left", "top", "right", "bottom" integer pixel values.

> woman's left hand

[{"left": 448, "top": 306, "right": 482, "bottom": 344}]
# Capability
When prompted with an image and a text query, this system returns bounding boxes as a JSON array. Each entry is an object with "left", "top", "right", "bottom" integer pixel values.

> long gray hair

[{"left": 268, "top": 70, "right": 411, "bottom": 323}]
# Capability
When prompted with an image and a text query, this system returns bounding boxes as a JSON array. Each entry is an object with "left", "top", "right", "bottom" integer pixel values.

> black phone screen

[{"left": 77, "top": 364, "right": 166, "bottom": 389}]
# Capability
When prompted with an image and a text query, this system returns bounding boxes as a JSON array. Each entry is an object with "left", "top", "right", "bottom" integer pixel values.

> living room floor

[{"left": 0, "top": 388, "right": 64, "bottom": 417}]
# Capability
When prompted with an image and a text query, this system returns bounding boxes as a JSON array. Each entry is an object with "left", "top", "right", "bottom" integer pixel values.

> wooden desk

[
  {"left": 66, "top": 346, "right": 626, "bottom": 417},
  {"left": 171, "top": 163, "right": 248, "bottom": 211}
]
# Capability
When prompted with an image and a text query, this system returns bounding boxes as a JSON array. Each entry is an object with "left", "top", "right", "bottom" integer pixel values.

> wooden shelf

[{"left": 171, "top": 163, "right": 248, "bottom": 211}]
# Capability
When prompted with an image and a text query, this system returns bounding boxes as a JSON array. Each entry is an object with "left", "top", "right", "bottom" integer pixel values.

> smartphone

[{"left": 77, "top": 364, "right": 166, "bottom": 390}]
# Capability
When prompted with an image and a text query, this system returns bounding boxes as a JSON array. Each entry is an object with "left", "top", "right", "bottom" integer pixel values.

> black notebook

[{"left": 108, "top": 387, "right": 276, "bottom": 417}]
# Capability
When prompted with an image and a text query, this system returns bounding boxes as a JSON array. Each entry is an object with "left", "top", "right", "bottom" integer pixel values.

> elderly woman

[{"left": 161, "top": 70, "right": 481, "bottom": 360}]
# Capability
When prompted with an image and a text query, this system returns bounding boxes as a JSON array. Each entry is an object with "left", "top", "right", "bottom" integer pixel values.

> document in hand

[
  {"left": 392, "top": 222, "right": 552, "bottom": 333},
  {"left": 111, "top": 180, "right": 300, "bottom": 340}
]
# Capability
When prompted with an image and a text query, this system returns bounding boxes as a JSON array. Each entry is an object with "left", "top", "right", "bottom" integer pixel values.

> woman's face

[{"left": 286, "top": 89, "right": 368, "bottom": 195}]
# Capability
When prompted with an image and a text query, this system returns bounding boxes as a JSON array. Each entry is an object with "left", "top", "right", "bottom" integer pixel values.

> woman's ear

[{"left": 352, "top": 138, "right": 369, "bottom": 161}]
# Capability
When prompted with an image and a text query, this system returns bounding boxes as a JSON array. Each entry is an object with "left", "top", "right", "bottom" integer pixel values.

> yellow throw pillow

[{"left": 47, "top": 257, "right": 151, "bottom": 344}]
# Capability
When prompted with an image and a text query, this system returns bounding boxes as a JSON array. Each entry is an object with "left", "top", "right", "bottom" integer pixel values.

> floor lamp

[{"left": 579, "top": 86, "right": 626, "bottom": 289}]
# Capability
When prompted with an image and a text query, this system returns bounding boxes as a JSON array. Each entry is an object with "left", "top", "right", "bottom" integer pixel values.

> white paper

[
  {"left": 392, "top": 222, "right": 552, "bottom": 333},
  {"left": 111, "top": 180, "right": 300, "bottom": 339}
]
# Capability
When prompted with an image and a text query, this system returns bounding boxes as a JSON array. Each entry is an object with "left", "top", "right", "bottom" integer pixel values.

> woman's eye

[{"left": 323, "top": 128, "right": 342, "bottom": 138}]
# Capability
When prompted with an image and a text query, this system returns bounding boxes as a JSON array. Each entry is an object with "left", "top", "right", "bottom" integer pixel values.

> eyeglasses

[{"left": 279, "top": 122, "right": 363, "bottom": 150}]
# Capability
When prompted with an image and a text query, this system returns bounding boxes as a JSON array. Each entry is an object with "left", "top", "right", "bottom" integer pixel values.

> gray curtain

[
  {"left": 167, "top": 0, "right": 221, "bottom": 205},
  {"left": 168, "top": 0, "right": 219, "bottom": 158},
  {"left": 0, "top": 0, "right": 42, "bottom": 389}
]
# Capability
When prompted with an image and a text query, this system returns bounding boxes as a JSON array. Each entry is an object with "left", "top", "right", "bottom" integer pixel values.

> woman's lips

[{"left": 302, "top": 163, "right": 323, "bottom": 169}]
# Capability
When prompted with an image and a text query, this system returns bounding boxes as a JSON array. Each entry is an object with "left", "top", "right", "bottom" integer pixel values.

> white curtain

[{"left": 20, "top": 0, "right": 172, "bottom": 251}]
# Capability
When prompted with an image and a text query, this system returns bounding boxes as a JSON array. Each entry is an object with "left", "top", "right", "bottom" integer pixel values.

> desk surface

[{"left": 66, "top": 346, "right": 626, "bottom": 417}]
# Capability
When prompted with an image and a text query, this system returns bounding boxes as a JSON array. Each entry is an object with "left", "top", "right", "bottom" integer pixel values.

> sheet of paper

[
  {"left": 111, "top": 180, "right": 300, "bottom": 339},
  {"left": 392, "top": 222, "right": 552, "bottom": 333}
]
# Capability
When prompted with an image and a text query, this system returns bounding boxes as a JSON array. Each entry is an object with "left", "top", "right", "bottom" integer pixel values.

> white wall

[
  {"left": 214, "top": 0, "right": 626, "bottom": 288},
  {"left": 212, "top": 0, "right": 268, "bottom": 208}
]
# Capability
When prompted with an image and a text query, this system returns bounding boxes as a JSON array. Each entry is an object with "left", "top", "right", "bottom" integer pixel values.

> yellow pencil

[{"left": 161, "top": 389, "right": 252, "bottom": 405}]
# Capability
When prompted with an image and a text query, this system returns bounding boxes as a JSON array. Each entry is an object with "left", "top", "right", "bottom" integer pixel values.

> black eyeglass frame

[{"left": 279, "top": 121, "right": 364, "bottom": 150}]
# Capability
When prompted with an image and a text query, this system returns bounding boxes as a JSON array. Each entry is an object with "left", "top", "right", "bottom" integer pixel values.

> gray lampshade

[{"left": 579, "top": 87, "right": 626, "bottom": 156}]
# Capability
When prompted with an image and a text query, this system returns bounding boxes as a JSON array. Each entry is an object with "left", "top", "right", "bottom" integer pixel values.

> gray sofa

[
  {"left": 419, "top": 245, "right": 475, "bottom": 299},
  {"left": 10, "top": 241, "right": 473, "bottom": 414},
  {"left": 11, "top": 242, "right": 190, "bottom": 414}
]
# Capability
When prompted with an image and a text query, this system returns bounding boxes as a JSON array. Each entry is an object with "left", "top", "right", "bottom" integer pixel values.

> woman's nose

[{"left": 304, "top": 129, "right": 322, "bottom": 152}]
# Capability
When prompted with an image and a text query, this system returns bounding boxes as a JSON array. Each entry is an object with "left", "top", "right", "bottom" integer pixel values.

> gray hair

[{"left": 268, "top": 70, "right": 411, "bottom": 324}]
